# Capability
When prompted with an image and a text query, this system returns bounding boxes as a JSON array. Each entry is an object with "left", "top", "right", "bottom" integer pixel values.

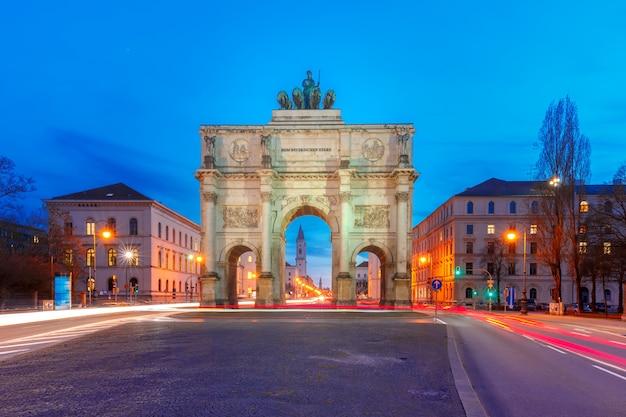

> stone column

[
  {"left": 256, "top": 170, "right": 276, "bottom": 307},
  {"left": 336, "top": 168, "right": 355, "bottom": 306},
  {"left": 200, "top": 190, "right": 218, "bottom": 307}
]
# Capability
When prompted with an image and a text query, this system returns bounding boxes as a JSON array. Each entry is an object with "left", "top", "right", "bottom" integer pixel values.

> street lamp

[
  {"left": 90, "top": 221, "right": 111, "bottom": 306},
  {"left": 506, "top": 228, "right": 528, "bottom": 315},
  {"left": 123, "top": 250, "right": 137, "bottom": 303}
]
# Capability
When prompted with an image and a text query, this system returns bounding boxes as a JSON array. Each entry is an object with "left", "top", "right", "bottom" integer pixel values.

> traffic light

[
  {"left": 455, "top": 266, "right": 462, "bottom": 276},
  {"left": 134, "top": 286, "right": 139, "bottom": 294}
]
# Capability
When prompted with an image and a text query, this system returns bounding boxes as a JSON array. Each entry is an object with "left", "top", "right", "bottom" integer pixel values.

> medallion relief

[
  {"left": 229, "top": 139, "right": 250, "bottom": 162},
  {"left": 362, "top": 138, "right": 384, "bottom": 162}
]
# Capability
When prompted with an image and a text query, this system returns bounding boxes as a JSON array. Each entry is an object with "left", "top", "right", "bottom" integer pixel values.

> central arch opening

[{"left": 284, "top": 215, "right": 332, "bottom": 304}]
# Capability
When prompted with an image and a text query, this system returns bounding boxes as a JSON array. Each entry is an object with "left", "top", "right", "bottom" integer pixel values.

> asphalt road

[
  {"left": 443, "top": 311, "right": 626, "bottom": 417},
  {"left": 0, "top": 310, "right": 466, "bottom": 417}
]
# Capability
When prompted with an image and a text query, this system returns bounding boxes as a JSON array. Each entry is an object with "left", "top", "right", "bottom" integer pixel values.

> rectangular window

[
  {"left": 86, "top": 221, "right": 95, "bottom": 235},
  {"left": 508, "top": 242, "right": 516, "bottom": 254},
  {"left": 465, "top": 262, "right": 474, "bottom": 275},
  {"left": 529, "top": 263, "right": 537, "bottom": 275},
  {"left": 487, "top": 224, "right": 495, "bottom": 235},
  {"left": 530, "top": 224, "right": 537, "bottom": 235},
  {"left": 466, "top": 224, "right": 474, "bottom": 235},
  {"left": 487, "top": 263, "right": 494, "bottom": 275},
  {"left": 466, "top": 241, "right": 473, "bottom": 254},
  {"left": 579, "top": 225, "right": 587, "bottom": 235},
  {"left": 508, "top": 262, "right": 516, "bottom": 275},
  {"left": 487, "top": 241, "right": 495, "bottom": 254},
  {"left": 64, "top": 222, "right": 73, "bottom": 235},
  {"left": 530, "top": 242, "right": 537, "bottom": 255},
  {"left": 604, "top": 242, "right": 611, "bottom": 254},
  {"left": 579, "top": 241, "right": 588, "bottom": 254}
]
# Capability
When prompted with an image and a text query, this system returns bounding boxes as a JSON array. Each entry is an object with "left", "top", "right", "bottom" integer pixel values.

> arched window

[
  {"left": 529, "top": 288, "right": 537, "bottom": 300},
  {"left": 158, "top": 223, "right": 162, "bottom": 238},
  {"left": 158, "top": 249, "right": 162, "bottom": 268},
  {"left": 531, "top": 201, "right": 538, "bottom": 214},
  {"left": 579, "top": 201, "right": 589, "bottom": 213},
  {"left": 108, "top": 248, "right": 117, "bottom": 266},
  {"left": 465, "top": 288, "right": 473, "bottom": 299},
  {"left": 467, "top": 201, "right": 474, "bottom": 214},
  {"left": 158, "top": 279, "right": 162, "bottom": 292},
  {"left": 166, "top": 226, "right": 169, "bottom": 241},
  {"left": 129, "top": 218, "right": 138, "bottom": 235},
  {"left": 86, "top": 248, "right": 94, "bottom": 267},
  {"left": 488, "top": 201, "right": 495, "bottom": 214},
  {"left": 509, "top": 201, "right": 516, "bottom": 214},
  {"left": 173, "top": 228, "right": 176, "bottom": 243},
  {"left": 605, "top": 289, "right": 611, "bottom": 301}
]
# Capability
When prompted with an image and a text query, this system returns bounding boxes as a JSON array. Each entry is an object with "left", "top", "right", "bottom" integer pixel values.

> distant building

[
  {"left": 43, "top": 183, "right": 201, "bottom": 304},
  {"left": 0, "top": 220, "right": 47, "bottom": 253},
  {"left": 356, "top": 261, "right": 368, "bottom": 295},
  {"left": 412, "top": 178, "right": 622, "bottom": 309}
]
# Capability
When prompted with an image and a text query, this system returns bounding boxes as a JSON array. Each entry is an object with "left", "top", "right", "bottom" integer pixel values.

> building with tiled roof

[
  {"left": 412, "top": 178, "right": 622, "bottom": 310},
  {"left": 43, "top": 183, "right": 201, "bottom": 305}
]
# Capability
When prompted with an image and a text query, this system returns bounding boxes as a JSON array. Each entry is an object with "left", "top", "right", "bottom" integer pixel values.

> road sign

[{"left": 431, "top": 279, "right": 442, "bottom": 292}]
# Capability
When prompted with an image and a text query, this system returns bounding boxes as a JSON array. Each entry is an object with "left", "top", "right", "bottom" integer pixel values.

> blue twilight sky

[{"left": 2, "top": 1, "right": 625, "bottom": 287}]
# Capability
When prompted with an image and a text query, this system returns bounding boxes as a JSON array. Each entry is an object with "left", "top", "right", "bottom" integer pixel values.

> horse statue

[
  {"left": 310, "top": 87, "right": 322, "bottom": 109},
  {"left": 277, "top": 90, "right": 292, "bottom": 110},
  {"left": 323, "top": 89, "right": 336, "bottom": 109},
  {"left": 292, "top": 87, "right": 304, "bottom": 110}
]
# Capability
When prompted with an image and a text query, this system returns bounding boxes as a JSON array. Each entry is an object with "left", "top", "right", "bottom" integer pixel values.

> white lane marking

[
  {"left": 571, "top": 332, "right": 591, "bottom": 337},
  {"left": 543, "top": 344, "right": 568, "bottom": 354},
  {"left": 0, "top": 349, "right": 29, "bottom": 356},
  {"left": 592, "top": 365, "right": 626, "bottom": 381},
  {"left": 573, "top": 328, "right": 592, "bottom": 334}
]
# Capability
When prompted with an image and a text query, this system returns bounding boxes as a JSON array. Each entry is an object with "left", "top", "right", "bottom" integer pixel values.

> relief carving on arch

[
  {"left": 354, "top": 205, "right": 390, "bottom": 228},
  {"left": 223, "top": 206, "right": 259, "bottom": 228}
]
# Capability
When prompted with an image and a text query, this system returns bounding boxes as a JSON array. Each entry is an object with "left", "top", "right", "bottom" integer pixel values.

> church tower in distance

[{"left": 295, "top": 225, "right": 307, "bottom": 278}]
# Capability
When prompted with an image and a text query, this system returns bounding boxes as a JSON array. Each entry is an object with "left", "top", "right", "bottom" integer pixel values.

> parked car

[
  {"left": 594, "top": 303, "right": 610, "bottom": 313},
  {"left": 513, "top": 299, "right": 536, "bottom": 311},
  {"left": 571, "top": 303, "right": 591, "bottom": 313},
  {"left": 536, "top": 302, "right": 550, "bottom": 311}
]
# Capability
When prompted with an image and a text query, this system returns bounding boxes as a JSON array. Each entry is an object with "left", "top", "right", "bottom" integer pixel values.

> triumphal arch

[{"left": 196, "top": 78, "right": 418, "bottom": 307}]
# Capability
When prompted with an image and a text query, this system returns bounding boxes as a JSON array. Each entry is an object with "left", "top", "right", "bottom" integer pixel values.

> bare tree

[
  {"left": 0, "top": 156, "right": 36, "bottom": 221},
  {"left": 534, "top": 96, "right": 591, "bottom": 307},
  {"left": 480, "top": 238, "right": 509, "bottom": 306}
]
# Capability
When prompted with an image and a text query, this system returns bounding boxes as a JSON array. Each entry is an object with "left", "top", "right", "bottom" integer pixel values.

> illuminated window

[
  {"left": 248, "top": 255, "right": 252, "bottom": 262},
  {"left": 86, "top": 248, "right": 94, "bottom": 267},
  {"left": 108, "top": 248, "right": 117, "bottom": 266},
  {"left": 530, "top": 224, "right": 537, "bottom": 235},
  {"left": 604, "top": 242, "right": 611, "bottom": 254},
  {"left": 579, "top": 241, "right": 587, "bottom": 254},
  {"left": 579, "top": 225, "right": 587, "bottom": 235},
  {"left": 487, "top": 224, "right": 495, "bottom": 235},
  {"left": 64, "top": 249, "right": 73, "bottom": 266},
  {"left": 579, "top": 201, "right": 589, "bottom": 213},
  {"left": 86, "top": 219, "right": 95, "bottom": 235}
]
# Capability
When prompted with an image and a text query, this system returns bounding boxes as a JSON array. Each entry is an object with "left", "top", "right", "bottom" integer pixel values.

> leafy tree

[{"left": 534, "top": 96, "right": 591, "bottom": 307}]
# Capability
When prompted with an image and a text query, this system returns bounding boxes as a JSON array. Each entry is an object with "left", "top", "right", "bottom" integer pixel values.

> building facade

[
  {"left": 412, "top": 178, "right": 622, "bottom": 310},
  {"left": 44, "top": 183, "right": 202, "bottom": 304}
]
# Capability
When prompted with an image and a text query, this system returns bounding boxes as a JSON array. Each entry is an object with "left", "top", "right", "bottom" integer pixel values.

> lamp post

[
  {"left": 90, "top": 221, "right": 111, "bottom": 307},
  {"left": 123, "top": 250, "right": 136, "bottom": 303},
  {"left": 419, "top": 253, "right": 432, "bottom": 304},
  {"left": 507, "top": 228, "right": 528, "bottom": 314}
]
